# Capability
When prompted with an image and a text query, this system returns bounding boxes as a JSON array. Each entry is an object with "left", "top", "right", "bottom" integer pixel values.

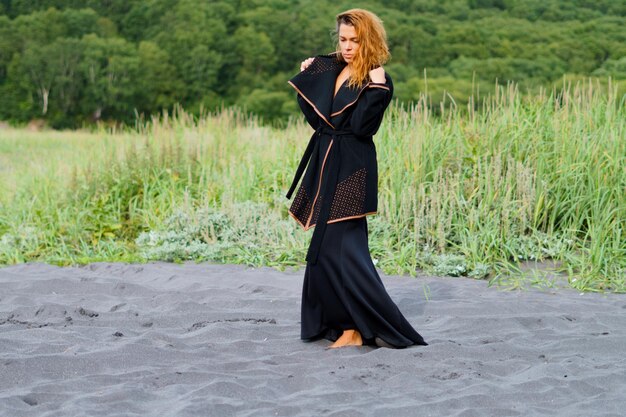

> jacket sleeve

[
  {"left": 297, "top": 93, "right": 321, "bottom": 129},
  {"left": 350, "top": 79, "right": 393, "bottom": 137}
]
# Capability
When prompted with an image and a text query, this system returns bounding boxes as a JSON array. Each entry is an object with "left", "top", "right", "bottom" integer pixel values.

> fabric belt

[{"left": 286, "top": 125, "right": 355, "bottom": 265}]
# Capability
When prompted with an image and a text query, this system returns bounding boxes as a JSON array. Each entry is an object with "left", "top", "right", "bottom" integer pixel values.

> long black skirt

[{"left": 300, "top": 216, "right": 428, "bottom": 348}]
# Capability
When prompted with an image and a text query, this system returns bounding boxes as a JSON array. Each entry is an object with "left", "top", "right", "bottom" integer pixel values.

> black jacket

[{"left": 285, "top": 52, "right": 394, "bottom": 264}]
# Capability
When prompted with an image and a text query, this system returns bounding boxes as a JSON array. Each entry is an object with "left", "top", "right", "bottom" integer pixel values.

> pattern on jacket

[
  {"left": 328, "top": 168, "right": 366, "bottom": 221},
  {"left": 302, "top": 56, "right": 339, "bottom": 76},
  {"left": 289, "top": 184, "right": 313, "bottom": 228},
  {"left": 289, "top": 168, "right": 368, "bottom": 229}
]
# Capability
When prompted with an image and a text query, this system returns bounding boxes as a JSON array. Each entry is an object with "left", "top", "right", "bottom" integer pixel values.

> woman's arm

[{"left": 350, "top": 68, "right": 393, "bottom": 137}]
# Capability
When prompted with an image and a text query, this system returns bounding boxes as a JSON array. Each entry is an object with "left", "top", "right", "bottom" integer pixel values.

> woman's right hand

[{"left": 300, "top": 57, "right": 314, "bottom": 72}]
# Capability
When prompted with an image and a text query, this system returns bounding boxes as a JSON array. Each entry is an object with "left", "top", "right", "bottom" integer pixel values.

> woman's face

[{"left": 338, "top": 23, "right": 359, "bottom": 64}]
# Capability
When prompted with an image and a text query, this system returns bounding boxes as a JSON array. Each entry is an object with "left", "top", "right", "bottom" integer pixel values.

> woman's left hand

[{"left": 369, "top": 66, "right": 385, "bottom": 83}]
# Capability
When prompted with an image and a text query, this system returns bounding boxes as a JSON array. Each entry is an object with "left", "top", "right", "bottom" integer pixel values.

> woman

[{"left": 285, "top": 8, "right": 428, "bottom": 349}]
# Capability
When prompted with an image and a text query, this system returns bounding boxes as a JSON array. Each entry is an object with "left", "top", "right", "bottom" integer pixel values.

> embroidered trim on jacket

[
  {"left": 289, "top": 167, "right": 375, "bottom": 230},
  {"left": 330, "top": 83, "right": 391, "bottom": 118},
  {"left": 305, "top": 139, "right": 334, "bottom": 229},
  {"left": 328, "top": 168, "right": 367, "bottom": 220},
  {"left": 287, "top": 81, "right": 334, "bottom": 129}
]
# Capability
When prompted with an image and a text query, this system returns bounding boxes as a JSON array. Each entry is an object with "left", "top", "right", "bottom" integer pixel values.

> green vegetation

[
  {"left": 1, "top": 80, "right": 624, "bottom": 292},
  {"left": 1, "top": 1, "right": 624, "bottom": 291},
  {"left": 0, "top": 0, "right": 625, "bottom": 127}
]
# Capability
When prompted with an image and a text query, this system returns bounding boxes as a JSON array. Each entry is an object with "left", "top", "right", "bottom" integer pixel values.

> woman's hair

[{"left": 335, "top": 8, "right": 390, "bottom": 88}]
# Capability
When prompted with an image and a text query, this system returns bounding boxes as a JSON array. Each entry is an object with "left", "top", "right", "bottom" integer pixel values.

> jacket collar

[{"left": 288, "top": 52, "right": 372, "bottom": 129}]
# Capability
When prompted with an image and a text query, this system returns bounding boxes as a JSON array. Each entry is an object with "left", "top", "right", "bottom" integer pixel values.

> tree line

[{"left": 0, "top": 0, "right": 624, "bottom": 128}]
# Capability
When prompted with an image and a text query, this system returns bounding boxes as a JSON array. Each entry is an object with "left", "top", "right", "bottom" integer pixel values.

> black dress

[
  {"left": 288, "top": 54, "right": 428, "bottom": 348},
  {"left": 300, "top": 216, "right": 428, "bottom": 348}
]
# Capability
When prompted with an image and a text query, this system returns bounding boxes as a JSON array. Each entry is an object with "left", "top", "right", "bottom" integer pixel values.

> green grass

[{"left": 1, "top": 80, "right": 624, "bottom": 293}]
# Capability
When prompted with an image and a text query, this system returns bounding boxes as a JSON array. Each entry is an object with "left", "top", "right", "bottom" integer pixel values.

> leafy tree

[
  {"left": 152, "top": 0, "right": 228, "bottom": 105},
  {"left": 0, "top": 15, "right": 15, "bottom": 80},
  {"left": 135, "top": 41, "right": 181, "bottom": 113},
  {"left": 0, "top": 0, "right": 624, "bottom": 127},
  {"left": 15, "top": 43, "right": 58, "bottom": 115},
  {"left": 79, "top": 34, "right": 139, "bottom": 122},
  {"left": 240, "top": 89, "right": 292, "bottom": 123}
]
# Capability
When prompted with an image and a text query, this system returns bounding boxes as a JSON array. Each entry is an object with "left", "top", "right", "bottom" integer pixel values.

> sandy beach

[{"left": 1, "top": 261, "right": 624, "bottom": 416}]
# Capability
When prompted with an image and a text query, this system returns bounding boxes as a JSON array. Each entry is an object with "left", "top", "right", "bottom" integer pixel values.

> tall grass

[{"left": 0, "top": 80, "right": 624, "bottom": 292}]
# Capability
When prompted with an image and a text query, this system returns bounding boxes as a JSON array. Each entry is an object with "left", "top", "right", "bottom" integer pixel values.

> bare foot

[{"left": 328, "top": 329, "right": 363, "bottom": 348}]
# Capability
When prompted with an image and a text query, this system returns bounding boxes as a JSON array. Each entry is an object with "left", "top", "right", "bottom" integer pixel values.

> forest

[{"left": 0, "top": 0, "right": 625, "bottom": 128}]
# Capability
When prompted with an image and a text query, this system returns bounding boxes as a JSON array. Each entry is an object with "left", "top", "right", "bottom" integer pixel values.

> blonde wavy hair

[{"left": 335, "top": 8, "right": 390, "bottom": 89}]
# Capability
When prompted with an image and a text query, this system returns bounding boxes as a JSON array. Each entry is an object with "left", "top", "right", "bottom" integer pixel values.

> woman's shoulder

[
  {"left": 368, "top": 70, "right": 393, "bottom": 91},
  {"left": 381, "top": 71, "right": 393, "bottom": 86}
]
